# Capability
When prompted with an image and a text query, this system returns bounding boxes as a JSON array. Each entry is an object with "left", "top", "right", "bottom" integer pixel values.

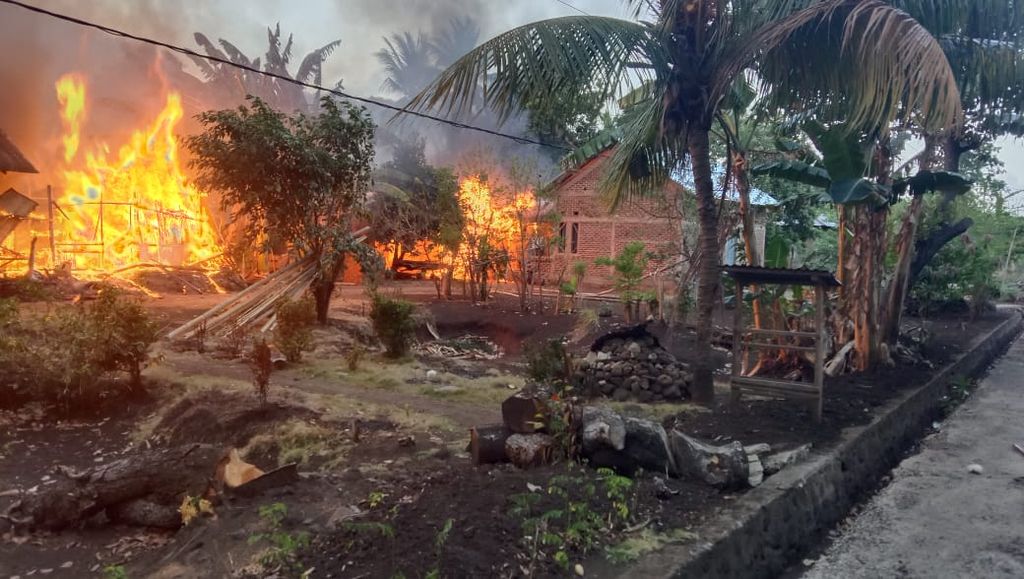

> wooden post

[
  {"left": 46, "top": 185, "right": 56, "bottom": 268},
  {"left": 25, "top": 236, "right": 37, "bottom": 277},
  {"left": 730, "top": 280, "right": 744, "bottom": 403},
  {"left": 813, "top": 285, "right": 825, "bottom": 422}
]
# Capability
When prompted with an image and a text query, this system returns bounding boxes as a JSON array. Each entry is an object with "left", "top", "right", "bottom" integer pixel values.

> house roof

[
  {"left": 671, "top": 166, "right": 779, "bottom": 206},
  {"left": 547, "top": 148, "right": 778, "bottom": 207},
  {"left": 723, "top": 265, "right": 841, "bottom": 287},
  {"left": 0, "top": 131, "right": 37, "bottom": 174}
]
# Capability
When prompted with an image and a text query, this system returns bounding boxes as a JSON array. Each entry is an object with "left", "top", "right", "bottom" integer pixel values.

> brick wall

[{"left": 541, "top": 151, "right": 683, "bottom": 288}]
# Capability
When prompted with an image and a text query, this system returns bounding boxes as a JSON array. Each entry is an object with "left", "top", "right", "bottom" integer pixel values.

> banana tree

[
  {"left": 407, "top": 0, "right": 961, "bottom": 403},
  {"left": 754, "top": 122, "right": 971, "bottom": 368}
]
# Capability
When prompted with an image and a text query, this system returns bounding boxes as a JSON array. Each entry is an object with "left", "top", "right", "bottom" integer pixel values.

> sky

[{"left": 1, "top": 0, "right": 1021, "bottom": 193}]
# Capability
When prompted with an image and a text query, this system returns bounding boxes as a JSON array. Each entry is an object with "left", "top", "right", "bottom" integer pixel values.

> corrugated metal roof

[
  {"left": 0, "top": 131, "right": 37, "bottom": 174},
  {"left": 722, "top": 265, "right": 841, "bottom": 287}
]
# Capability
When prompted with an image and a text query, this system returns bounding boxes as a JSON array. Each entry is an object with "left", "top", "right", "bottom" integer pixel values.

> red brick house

[{"left": 538, "top": 149, "right": 774, "bottom": 289}]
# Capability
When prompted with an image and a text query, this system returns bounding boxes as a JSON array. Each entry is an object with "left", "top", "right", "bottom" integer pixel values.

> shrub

[
  {"left": 911, "top": 234, "right": 998, "bottom": 318},
  {"left": 0, "top": 287, "right": 159, "bottom": 407},
  {"left": 369, "top": 293, "right": 417, "bottom": 358},
  {"left": 274, "top": 296, "right": 316, "bottom": 362},
  {"left": 87, "top": 287, "right": 160, "bottom": 390},
  {"left": 525, "top": 338, "right": 571, "bottom": 384}
]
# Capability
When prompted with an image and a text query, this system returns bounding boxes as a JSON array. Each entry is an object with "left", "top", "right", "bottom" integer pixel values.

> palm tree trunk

[{"left": 689, "top": 130, "right": 720, "bottom": 405}]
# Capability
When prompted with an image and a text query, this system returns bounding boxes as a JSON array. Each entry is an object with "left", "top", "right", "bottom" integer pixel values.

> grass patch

[
  {"left": 244, "top": 420, "right": 351, "bottom": 469},
  {"left": 604, "top": 528, "right": 698, "bottom": 564}
]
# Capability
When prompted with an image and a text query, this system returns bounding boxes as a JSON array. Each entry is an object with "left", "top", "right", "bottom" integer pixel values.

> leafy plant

[
  {"left": 251, "top": 337, "right": 273, "bottom": 407},
  {"left": 369, "top": 293, "right": 417, "bottom": 358},
  {"left": 178, "top": 494, "right": 215, "bottom": 526},
  {"left": 275, "top": 296, "right": 316, "bottom": 362},
  {"left": 595, "top": 242, "right": 654, "bottom": 323},
  {"left": 249, "top": 503, "right": 310, "bottom": 573},
  {"left": 86, "top": 287, "right": 160, "bottom": 390},
  {"left": 102, "top": 565, "right": 129, "bottom": 579},
  {"left": 345, "top": 342, "right": 364, "bottom": 371},
  {"left": 525, "top": 339, "right": 572, "bottom": 384},
  {"left": 509, "top": 466, "right": 635, "bottom": 572}
]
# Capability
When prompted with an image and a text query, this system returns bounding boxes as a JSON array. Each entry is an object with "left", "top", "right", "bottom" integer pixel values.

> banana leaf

[{"left": 751, "top": 159, "right": 832, "bottom": 188}]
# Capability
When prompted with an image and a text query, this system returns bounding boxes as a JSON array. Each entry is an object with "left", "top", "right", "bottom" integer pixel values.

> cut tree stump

[
  {"left": 505, "top": 433, "right": 554, "bottom": 469},
  {"left": 470, "top": 425, "right": 511, "bottom": 465},
  {"left": 5, "top": 444, "right": 223, "bottom": 531},
  {"left": 502, "top": 391, "right": 549, "bottom": 434}
]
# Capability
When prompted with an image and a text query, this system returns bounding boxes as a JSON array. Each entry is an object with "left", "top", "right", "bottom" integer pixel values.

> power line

[
  {"left": 554, "top": 0, "right": 592, "bottom": 16},
  {"left": 0, "top": 0, "right": 569, "bottom": 151}
]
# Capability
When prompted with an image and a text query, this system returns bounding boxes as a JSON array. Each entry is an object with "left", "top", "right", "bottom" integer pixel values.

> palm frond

[
  {"left": 218, "top": 39, "right": 252, "bottom": 67},
  {"left": 194, "top": 33, "right": 228, "bottom": 61},
  {"left": 296, "top": 40, "right": 342, "bottom": 84},
  {"left": 407, "top": 16, "right": 669, "bottom": 124},
  {"left": 733, "top": 0, "right": 963, "bottom": 133},
  {"left": 598, "top": 91, "right": 680, "bottom": 210}
]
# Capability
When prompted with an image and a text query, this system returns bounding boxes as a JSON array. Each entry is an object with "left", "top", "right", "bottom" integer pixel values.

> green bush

[
  {"left": 0, "top": 287, "right": 159, "bottom": 407},
  {"left": 369, "top": 293, "right": 417, "bottom": 358},
  {"left": 525, "top": 338, "right": 571, "bottom": 384},
  {"left": 911, "top": 235, "right": 998, "bottom": 318},
  {"left": 595, "top": 242, "right": 654, "bottom": 322},
  {"left": 275, "top": 297, "right": 316, "bottom": 362}
]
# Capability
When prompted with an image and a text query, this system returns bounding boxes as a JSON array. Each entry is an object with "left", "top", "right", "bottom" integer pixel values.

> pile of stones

[{"left": 573, "top": 326, "right": 692, "bottom": 402}]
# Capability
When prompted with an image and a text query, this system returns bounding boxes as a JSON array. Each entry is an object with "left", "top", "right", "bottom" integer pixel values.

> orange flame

[
  {"left": 454, "top": 176, "right": 535, "bottom": 278},
  {"left": 53, "top": 73, "right": 221, "bottom": 271},
  {"left": 56, "top": 74, "right": 86, "bottom": 163}
]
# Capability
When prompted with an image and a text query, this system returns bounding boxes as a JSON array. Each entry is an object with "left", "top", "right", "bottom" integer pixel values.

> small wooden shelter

[{"left": 724, "top": 266, "right": 841, "bottom": 422}]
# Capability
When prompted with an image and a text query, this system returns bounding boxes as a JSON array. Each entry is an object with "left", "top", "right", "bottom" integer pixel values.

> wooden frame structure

[{"left": 724, "top": 266, "right": 841, "bottom": 422}]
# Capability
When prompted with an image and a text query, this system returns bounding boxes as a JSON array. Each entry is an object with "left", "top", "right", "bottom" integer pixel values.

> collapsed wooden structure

[
  {"left": 167, "top": 226, "right": 369, "bottom": 341},
  {"left": 724, "top": 266, "right": 841, "bottom": 422}
]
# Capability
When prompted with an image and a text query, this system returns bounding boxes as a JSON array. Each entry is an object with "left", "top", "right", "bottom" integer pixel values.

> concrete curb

[{"left": 617, "top": 309, "right": 1024, "bottom": 579}]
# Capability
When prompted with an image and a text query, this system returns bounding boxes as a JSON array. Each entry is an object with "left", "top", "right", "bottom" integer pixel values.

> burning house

[
  {"left": 0, "top": 130, "right": 39, "bottom": 271},
  {"left": 0, "top": 73, "right": 222, "bottom": 277}
]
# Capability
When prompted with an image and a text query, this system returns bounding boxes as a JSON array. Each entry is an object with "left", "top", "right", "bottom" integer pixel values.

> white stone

[{"left": 967, "top": 463, "right": 984, "bottom": 474}]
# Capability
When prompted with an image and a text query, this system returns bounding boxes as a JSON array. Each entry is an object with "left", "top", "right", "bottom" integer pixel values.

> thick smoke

[{"left": 0, "top": 0, "right": 623, "bottom": 191}]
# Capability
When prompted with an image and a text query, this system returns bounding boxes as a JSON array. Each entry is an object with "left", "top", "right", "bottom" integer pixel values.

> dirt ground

[{"left": 0, "top": 282, "right": 1009, "bottom": 578}]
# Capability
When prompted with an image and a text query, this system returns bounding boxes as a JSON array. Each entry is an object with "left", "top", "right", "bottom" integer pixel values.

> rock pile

[{"left": 574, "top": 326, "right": 692, "bottom": 402}]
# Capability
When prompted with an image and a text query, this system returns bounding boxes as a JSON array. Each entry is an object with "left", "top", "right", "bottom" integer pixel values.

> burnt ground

[{"left": 0, "top": 283, "right": 1012, "bottom": 578}]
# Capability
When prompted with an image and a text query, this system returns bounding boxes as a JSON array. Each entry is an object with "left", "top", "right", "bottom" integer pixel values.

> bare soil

[{"left": 0, "top": 284, "right": 1009, "bottom": 579}]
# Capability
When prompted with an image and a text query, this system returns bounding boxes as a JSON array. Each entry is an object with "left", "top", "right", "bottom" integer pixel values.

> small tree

[
  {"left": 595, "top": 242, "right": 653, "bottom": 323},
  {"left": 251, "top": 337, "right": 273, "bottom": 407},
  {"left": 188, "top": 96, "right": 377, "bottom": 324}
]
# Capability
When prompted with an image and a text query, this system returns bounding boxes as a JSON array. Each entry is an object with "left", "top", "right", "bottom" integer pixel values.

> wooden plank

[
  {"left": 732, "top": 375, "right": 819, "bottom": 394},
  {"left": 744, "top": 341, "right": 816, "bottom": 352},
  {"left": 743, "top": 328, "right": 818, "bottom": 338},
  {"left": 731, "top": 281, "right": 744, "bottom": 403},
  {"left": 814, "top": 285, "right": 825, "bottom": 422},
  {"left": 734, "top": 385, "right": 820, "bottom": 400}
]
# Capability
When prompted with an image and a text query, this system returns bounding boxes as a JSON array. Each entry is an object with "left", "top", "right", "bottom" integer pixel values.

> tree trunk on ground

[
  {"left": 313, "top": 256, "right": 344, "bottom": 324},
  {"left": 6, "top": 444, "right": 223, "bottom": 531},
  {"left": 689, "top": 129, "right": 721, "bottom": 405},
  {"left": 470, "top": 425, "right": 511, "bottom": 465}
]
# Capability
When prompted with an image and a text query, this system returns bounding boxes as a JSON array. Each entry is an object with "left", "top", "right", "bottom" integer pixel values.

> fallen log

[
  {"left": 469, "top": 425, "right": 511, "bottom": 465},
  {"left": 669, "top": 431, "right": 750, "bottom": 490},
  {"left": 825, "top": 340, "right": 855, "bottom": 377},
  {"left": 5, "top": 444, "right": 223, "bottom": 531}
]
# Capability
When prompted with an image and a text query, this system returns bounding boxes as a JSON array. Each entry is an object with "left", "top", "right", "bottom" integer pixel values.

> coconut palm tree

[{"left": 408, "top": 0, "right": 962, "bottom": 403}]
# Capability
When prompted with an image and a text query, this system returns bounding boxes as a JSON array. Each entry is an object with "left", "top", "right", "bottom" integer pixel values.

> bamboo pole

[
  {"left": 166, "top": 258, "right": 307, "bottom": 340},
  {"left": 46, "top": 185, "right": 56, "bottom": 268}
]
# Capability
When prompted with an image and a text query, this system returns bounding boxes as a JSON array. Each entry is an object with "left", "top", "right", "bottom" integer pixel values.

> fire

[
  {"left": 454, "top": 175, "right": 535, "bottom": 278},
  {"left": 56, "top": 74, "right": 86, "bottom": 163},
  {"left": 53, "top": 73, "right": 221, "bottom": 271}
]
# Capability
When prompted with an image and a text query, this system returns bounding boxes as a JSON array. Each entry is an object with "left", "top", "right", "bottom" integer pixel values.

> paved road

[{"left": 802, "top": 336, "right": 1024, "bottom": 579}]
